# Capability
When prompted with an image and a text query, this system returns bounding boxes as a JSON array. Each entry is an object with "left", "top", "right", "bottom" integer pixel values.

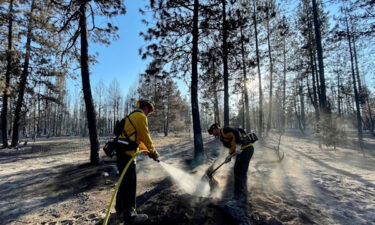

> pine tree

[
  {"left": 9, "top": 0, "right": 68, "bottom": 146},
  {"left": 140, "top": 0, "right": 208, "bottom": 162},
  {"left": 200, "top": 47, "right": 223, "bottom": 127},
  {"left": 296, "top": 0, "right": 333, "bottom": 144},
  {"left": 54, "top": 0, "right": 125, "bottom": 164},
  {"left": 311, "top": 0, "right": 328, "bottom": 112},
  {"left": 1, "top": 0, "right": 15, "bottom": 148},
  {"left": 221, "top": 0, "right": 230, "bottom": 126},
  {"left": 11, "top": 0, "right": 36, "bottom": 147},
  {"left": 262, "top": 0, "right": 277, "bottom": 135},
  {"left": 352, "top": 0, "right": 375, "bottom": 37},
  {"left": 138, "top": 64, "right": 189, "bottom": 135},
  {"left": 252, "top": 0, "right": 264, "bottom": 138}
]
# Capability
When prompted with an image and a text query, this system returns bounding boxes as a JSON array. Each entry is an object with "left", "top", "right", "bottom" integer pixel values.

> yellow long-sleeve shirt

[
  {"left": 219, "top": 127, "right": 253, "bottom": 154},
  {"left": 119, "top": 109, "right": 155, "bottom": 156}
]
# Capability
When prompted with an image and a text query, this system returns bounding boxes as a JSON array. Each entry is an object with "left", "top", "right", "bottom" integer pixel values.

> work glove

[{"left": 148, "top": 150, "right": 160, "bottom": 161}]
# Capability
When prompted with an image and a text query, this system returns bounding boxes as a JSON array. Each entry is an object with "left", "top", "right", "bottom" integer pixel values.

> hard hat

[
  {"left": 208, "top": 123, "right": 220, "bottom": 134},
  {"left": 136, "top": 99, "right": 155, "bottom": 113}
]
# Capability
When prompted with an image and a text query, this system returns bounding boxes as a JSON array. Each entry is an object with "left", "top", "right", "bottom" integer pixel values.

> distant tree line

[
  {"left": 0, "top": 0, "right": 374, "bottom": 164},
  {"left": 94, "top": 76, "right": 190, "bottom": 137},
  {"left": 0, "top": 0, "right": 126, "bottom": 164}
]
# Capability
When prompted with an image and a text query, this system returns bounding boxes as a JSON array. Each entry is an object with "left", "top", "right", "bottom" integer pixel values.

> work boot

[{"left": 125, "top": 214, "right": 149, "bottom": 225}]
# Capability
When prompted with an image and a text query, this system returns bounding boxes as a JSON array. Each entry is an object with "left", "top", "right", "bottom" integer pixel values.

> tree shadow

[
  {"left": 0, "top": 162, "right": 115, "bottom": 224},
  {"left": 0, "top": 143, "right": 91, "bottom": 164},
  {"left": 288, "top": 148, "right": 375, "bottom": 189}
]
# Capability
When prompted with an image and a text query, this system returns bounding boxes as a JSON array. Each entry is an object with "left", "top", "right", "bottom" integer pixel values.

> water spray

[{"left": 158, "top": 161, "right": 211, "bottom": 197}]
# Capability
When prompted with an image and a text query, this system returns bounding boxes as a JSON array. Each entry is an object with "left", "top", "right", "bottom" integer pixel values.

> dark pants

[
  {"left": 234, "top": 145, "right": 254, "bottom": 201},
  {"left": 116, "top": 153, "right": 137, "bottom": 219}
]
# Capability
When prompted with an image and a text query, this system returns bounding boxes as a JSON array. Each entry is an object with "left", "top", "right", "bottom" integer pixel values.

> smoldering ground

[
  {"left": 1, "top": 133, "right": 374, "bottom": 225},
  {"left": 158, "top": 161, "right": 211, "bottom": 197},
  {"left": 250, "top": 132, "right": 375, "bottom": 225}
]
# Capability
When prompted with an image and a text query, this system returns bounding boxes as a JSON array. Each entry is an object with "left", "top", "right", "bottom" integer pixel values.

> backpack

[
  {"left": 102, "top": 118, "right": 126, "bottom": 158},
  {"left": 103, "top": 139, "right": 117, "bottom": 158},
  {"left": 103, "top": 112, "right": 140, "bottom": 158},
  {"left": 238, "top": 128, "right": 258, "bottom": 144},
  {"left": 114, "top": 119, "right": 126, "bottom": 137}
]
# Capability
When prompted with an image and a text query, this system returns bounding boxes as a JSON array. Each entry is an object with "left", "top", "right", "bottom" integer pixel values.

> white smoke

[{"left": 159, "top": 162, "right": 211, "bottom": 197}]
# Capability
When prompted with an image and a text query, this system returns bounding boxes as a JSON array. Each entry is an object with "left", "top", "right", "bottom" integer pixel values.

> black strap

[
  {"left": 122, "top": 110, "right": 142, "bottom": 142},
  {"left": 221, "top": 127, "right": 247, "bottom": 145},
  {"left": 126, "top": 115, "right": 137, "bottom": 140},
  {"left": 221, "top": 127, "right": 241, "bottom": 142}
]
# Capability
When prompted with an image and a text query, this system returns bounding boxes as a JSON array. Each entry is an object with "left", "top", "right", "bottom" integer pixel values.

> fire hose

[{"left": 102, "top": 150, "right": 152, "bottom": 225}]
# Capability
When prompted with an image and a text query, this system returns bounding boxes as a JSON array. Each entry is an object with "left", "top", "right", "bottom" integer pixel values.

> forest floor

[{"left": 0, "top": 130, "right": 374, "bottom": 225}]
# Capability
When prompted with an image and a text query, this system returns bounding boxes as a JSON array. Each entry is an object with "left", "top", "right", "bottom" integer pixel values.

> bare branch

[
  {"left": 61, "top": 28, "right": 80, "bottom": 62},
  {"left": 58, "top": 11, "right": 79, "bottom": 33},
  {"left": 88, "top": 3, "right": 95, "bottom": 32}
]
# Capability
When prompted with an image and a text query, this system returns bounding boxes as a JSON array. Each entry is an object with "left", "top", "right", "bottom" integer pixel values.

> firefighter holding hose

[
  {"left": 208, "top": 123, "right": 257, "bottom": 201},
  {"left": 115, "top": 99, "right": 159, "bottom": 224}
]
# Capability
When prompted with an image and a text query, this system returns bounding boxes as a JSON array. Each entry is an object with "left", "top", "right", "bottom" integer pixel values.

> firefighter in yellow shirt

[
  {"left": 208, "top": 123, "right": 256, "bottom": 202},
  {"left": 116, "top": 99, "right": 159, "bottom": 224}
]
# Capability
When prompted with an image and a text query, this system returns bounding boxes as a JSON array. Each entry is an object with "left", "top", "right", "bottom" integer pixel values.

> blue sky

[{"left": 68, "top": 0, "right": 151, "bottom": 98}]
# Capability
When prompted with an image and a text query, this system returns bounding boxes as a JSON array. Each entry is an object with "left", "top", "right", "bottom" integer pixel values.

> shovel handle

[
  {"left": 207, "top": 162, "right": 226, "bottom": 177},
  {"left": 208, "top": 152, "right": 240, "bottom": 177}
]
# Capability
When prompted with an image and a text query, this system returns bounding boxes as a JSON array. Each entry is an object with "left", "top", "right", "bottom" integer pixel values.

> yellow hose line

[{"left": 103, "top": 150, "right": 147, "bottom": 225}]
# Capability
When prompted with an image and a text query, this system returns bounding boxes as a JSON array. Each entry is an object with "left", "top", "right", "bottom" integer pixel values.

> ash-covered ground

[{"left": 0, "top": 131, "right": 374, "bottom": 225}]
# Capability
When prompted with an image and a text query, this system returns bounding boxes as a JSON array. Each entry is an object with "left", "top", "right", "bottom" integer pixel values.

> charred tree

[
  {"left": 240, "top": 25, "right": 251, "bottom": 132},
  {"left": 345, "top": 16, "right": 363, "bottom": 142},
  {"left": 1, "top": 0, "right": 14, "bottom": 148},
  {"left": 305, "top": 16, "right": 320, "bottom": 120},
  {"left": 222, "top": 0, "right": 229, "bottom": 126},
  {"left": 265, "top": 2, "right": 274, "bottom": 134},
  {"left": 11, "top": 0, "right": 36, "bottom": 147},
  {"left": 253, "top": 1, "right": 263, "bottom": 138},
  {"left": 191, "top": 0, "right": 204, "bottom": 162},
  {"left": 79, "top": 1, "right": 99, "bottom": 164},
  {"left": 282, "top": 34, "right": 287, "bottom": 131},
  {"left": 311, "top": 0, "right": 328, "bottom": 112}
]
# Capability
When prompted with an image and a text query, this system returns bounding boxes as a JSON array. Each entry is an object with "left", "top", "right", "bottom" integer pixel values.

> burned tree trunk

[
  {"left": 299, "top": 84, "right": 306, "bottom": 131},
  {"left": 282, "top": 33, "right": 287, "bottom": 131},
  {"left": 345, "top": 16, "right": 363, "bottom": 142},
  {"left": 2, "top": 0, "right": 14, "bottom": 148},
  {"left": 311, "top": 0, "right": 328, "bottom": 112},
  {"left": 11, "top": 0, "right": 35, "bottom": 147},
  {"left": 79, "top": 1, "right": 99, "bottom": 164},
  {"left": 211, "top": 54, "right": 221, "bottom": 126},
  {"left": 266, "top": 4, "right": 274, "bottom": 134},
  {"left": 336, "top": 69, "right": 342, "bottom": 117},
  {"left": 222, "top": 0, "right": 229, "bottom": 126},
  {"left": 253, "top": 1, "right": 263, "bottom": 138},
  {"left": 240, "top": 26, "right": 251, "bottom": 132},
  {"left": 294, "top": 94, "right": 305, "bottom": 135},
  {"left": 308, "top": 22, "right": 319, "bottom": 120},
  {"left": 191, "top": 0, "right": 204, "bottom": 162}
]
